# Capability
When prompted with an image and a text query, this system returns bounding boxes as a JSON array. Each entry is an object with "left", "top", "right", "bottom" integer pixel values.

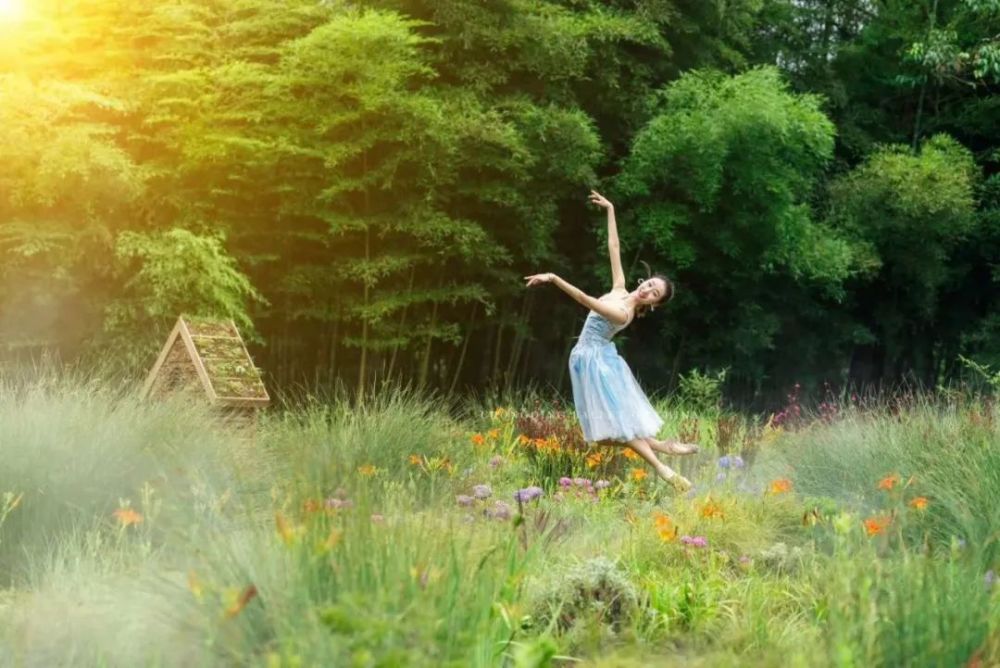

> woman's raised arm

[
  {"left": 589, "top": 190, "right": 626, "bottom": 292},
  {"left": 524, "top": 272, "right": 631, "bottom": 326}
]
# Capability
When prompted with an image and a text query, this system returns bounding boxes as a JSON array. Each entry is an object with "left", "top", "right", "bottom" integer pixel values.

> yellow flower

[
  {"left": 487, "top": 428, "right": 500, "bottom": 440},
  {"left": 586, "top": 452, "right": 604, "bottom": 469},
  {"left": 357, "top": 464, "right": 377, "bottom": 477},
  {"left": 630, "top": 468, "right": 648, "bottom": 482},
  {"left": 518, "top": 435, "right": 531, "bottom": 446},
  {"left": 471, "top": 433, "right": 486, "bottom": 446},
  {"left": 908, "top": 496, "right": 929, "bottom": 510},
  {"left": 317, "top": 529, "right": 343, "bottom": 554},
  {"left": 408, "top": 454, "right": 422, "bottom": 466},
  {"left": 275, "top": 512, "right": 299, "bottom": 545},
  {"left": 653, "top": 511, "right": 677, "bottom": 542},
  {"left": 187, "top": 570, "right": 204, "bottom": 600},
  {"left": 699, "top": 499, "right": 725, "bottom": 519},
  {"left": 769, "top": 478, "right": 792, "bottom": 495},
  {"left": 622, "top": 448, "right": 640, "bottom": 461},
  {"left": 113, "top": 507, "right": 143, "bottom": 527}
]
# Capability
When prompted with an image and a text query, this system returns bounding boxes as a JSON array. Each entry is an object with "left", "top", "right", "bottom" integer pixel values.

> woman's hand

[
  {"left": 524, "top": 272, "right": 556, "bottom": 287},
  {"left": 589, "top": 190, "right": 613, "bottom": 210}
]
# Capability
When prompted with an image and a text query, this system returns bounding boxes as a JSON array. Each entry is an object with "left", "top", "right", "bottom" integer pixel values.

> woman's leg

[
  {"left": 618, "top": 438, "right": 692, "bottom": 491},
  {"left": 644, "top": 437, "right": 699, "bottom": 456}
]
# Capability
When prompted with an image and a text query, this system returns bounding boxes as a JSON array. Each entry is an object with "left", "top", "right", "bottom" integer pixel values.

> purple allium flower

[
  {"left": 325, "top": 497, "right": 353, "bottom": 510},
  {"left": 732, "top": 455, "right": 746, "bottom": 469},
  {"left": 718, "top": 455, "right": 731, "bottom": 469},
  {"left": 685, "top": 485, "right": 699, "bottom": 500},
  {"left": 680, "top": 535, "right": 708, "bottom": 548},
  {"left": 739, "top": 555, "right": 752, "bottom": 566},
  {"left": 986, "top": 570, "right": 997, "bottom": 590},
  {"left": 456, "top": 494, "right": 474, "bottom": 507},
  {"left": 595, "top": 479, "right": 611, "bottom": 490},
  {"left": 473, "top": 484, "right": 492, "bottom": 500},
  {"left": 489, "top": 455, "right": 504, "bottom": 469},
  {"left": 573, "top": 478, "right": 590, "bottom": 487},
  {"left": 514, "top": 486, "right": 544, "bottom": 503},
  {"left": 487, "top": 501, "right": 513, "bottom": 521},
  {"left": 559, "top": 477, "right": 573, "bottom": 488},
  {"left": 715, "top": 472, "right": 727, "bottom": 483}
]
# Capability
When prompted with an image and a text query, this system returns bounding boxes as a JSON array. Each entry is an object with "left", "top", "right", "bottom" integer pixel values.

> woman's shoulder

[{"left": 600, "top": 287, "right": 630, "bottom": 300}]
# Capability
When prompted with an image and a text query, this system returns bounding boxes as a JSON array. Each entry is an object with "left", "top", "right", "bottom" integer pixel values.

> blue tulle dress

[{"left": 569, "top": 308, "right": 664, "bottom": 443}]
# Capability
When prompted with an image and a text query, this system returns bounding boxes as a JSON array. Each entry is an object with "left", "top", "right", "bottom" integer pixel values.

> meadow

[{"left": 1, "top": 374, "right": 998, "bottom": 667}]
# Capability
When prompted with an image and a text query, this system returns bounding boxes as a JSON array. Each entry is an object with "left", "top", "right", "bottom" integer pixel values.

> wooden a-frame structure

[{"left": 141, "top": 316, "right": 270, "bottom": 412}]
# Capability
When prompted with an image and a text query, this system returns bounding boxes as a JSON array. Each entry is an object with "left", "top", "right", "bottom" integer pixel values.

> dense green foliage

[{"left": 1, "top": 0, "right": 999, "bottom": 403}]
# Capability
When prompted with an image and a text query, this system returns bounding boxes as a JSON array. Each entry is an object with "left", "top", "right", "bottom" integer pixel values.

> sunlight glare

[{"left": 0, "top": 0, "right": 26, "bottom": 24}]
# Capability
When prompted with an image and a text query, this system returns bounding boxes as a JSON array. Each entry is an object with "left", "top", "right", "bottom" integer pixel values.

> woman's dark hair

[{"left": 634, "top": 262, "right": 674, "bottom": 318}]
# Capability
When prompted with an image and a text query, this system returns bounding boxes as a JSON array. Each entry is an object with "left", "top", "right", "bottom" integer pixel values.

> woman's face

[{"left": 635, "top": 277, "right": 667, "bottom": 305}]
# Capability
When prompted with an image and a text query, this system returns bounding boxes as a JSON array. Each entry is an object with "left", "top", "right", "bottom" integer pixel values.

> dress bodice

[{"left": 575, "top": 310, "right": 627, "bottom": 348}]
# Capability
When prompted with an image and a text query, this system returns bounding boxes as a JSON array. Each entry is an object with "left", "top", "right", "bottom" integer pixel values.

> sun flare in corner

[{"left": 0, "top": 0, "right": 26, "bottom": 24}]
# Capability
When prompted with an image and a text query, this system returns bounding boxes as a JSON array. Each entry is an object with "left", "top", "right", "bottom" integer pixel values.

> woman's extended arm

[
  {"left": 524, "top": 272, "right": 631, "bottom": 326},
  {"left": 589, "top": 190, "right": 626, "bottom": 292}
]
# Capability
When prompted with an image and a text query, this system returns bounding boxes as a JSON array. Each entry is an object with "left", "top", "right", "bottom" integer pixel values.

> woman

[{"left": 525, "top": 191, "right": 697, "bottom": 490}]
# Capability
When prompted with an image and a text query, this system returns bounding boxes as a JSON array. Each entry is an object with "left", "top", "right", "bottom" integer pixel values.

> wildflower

[
  {"left": 595, "top": 480, "right": 611, "bottom": 490},
  {"left": 630, "top": 468, "right": 648, "bottom": 482},
  {"left": 514, "top": 486, "right": 544, "bottom": 503},
  {"left": 275, "top": 512, "right": 297, "bottom": 545},
  {"left": 456, "top": 495, "right": 474, "bottom": 507},
  {"left": 489, "top": 455, "right": 503, "bottom": 468},
  {"left": 680, "top": 535, "right": 708, "bottom": 548},
  {"left": 488, "top": 428, "right": 500, "bottom": 440},
  {"left": 187, "top": 571, "right": 203, "bottom": 600},
  {"left": 715, "top": 472, "right": 727, "bottom": 483},
  {"left": 302, "top": 499, "right": 321, "bottom": 514},
  {"left": 113, "top": 507, "right": 143, "bottom": 527},
  {"left": 863, "top": 516, "right": 891, "bottom": 537},
  {"left": 653, "top": 512, "right": 677, "bottom": 542},
  {"left": 324, "top": 497, "right": 353, "bottom": 510},
  {"left": 320, "top": 529, "right": 343, "bottom": 553},
  {"left": 518, "top": 435, "right": 531, "bottom": 446},
  {"left": 487, "top": 501, "right": 513, "bottom": 521},
  {"left": 700, "top": 499, "right": 725, "bottom": 519},
  {"left": 908, "top": 496, "right": 929, "bottom": 510},
  {"left": 769, "top": 478, "right": 793, "bottom": 495},
  {"left": 409, "top": 454, "right": 422, "bottom": 466},
  {"left": 471, "top": 433, "right": 486, "bottom": 446},
  {"left": 224, "top": 584, "right": 258, "bottom": 619},
  {"left": 558, "top": 477, "right": 573, "bottom": 488},
  {"left": 718, "top": 455, "right": 731, "bottom": 469},
  {"left": 586, "top": 452, "right": 604, "bottom": 469},
  {"left": 739, "top": 555, "right": 752, "bottom": 567},
  {"left": 622, "top": 449, "right": 640, "bottom": 461},
  {"left": 473, "top": 484, "right": 492, "bottom": 500},
  {"left": 732, "top": 455, "right": 745, "bottom": 469},
  {"left": 573, "top": 478, "right": 591, "bottom": 487},
  {"left": 357, "top": 464, "right": 377, "bottom": 477},
  {"left": 877, "top": 474, "right": 900, "bottom": 491}
]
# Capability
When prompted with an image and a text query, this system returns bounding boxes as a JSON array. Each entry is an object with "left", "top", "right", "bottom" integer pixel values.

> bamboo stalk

[{"left": 449, "top": 302, "right": 478, "bottom": 396}]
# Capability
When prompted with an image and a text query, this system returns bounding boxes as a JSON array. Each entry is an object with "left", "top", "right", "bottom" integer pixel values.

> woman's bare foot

[{"left": 646, "top": 437, "right": 699, "bottom": 456}]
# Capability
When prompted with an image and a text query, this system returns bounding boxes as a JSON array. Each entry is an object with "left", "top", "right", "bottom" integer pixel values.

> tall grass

[{"left": 0, "top": 374, "right": 998, "bottom": 667}]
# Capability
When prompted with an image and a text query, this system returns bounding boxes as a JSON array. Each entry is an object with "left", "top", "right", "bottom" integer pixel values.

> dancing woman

[{"left": 525, "top": 191, "right": 697, "bottom": 490}]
